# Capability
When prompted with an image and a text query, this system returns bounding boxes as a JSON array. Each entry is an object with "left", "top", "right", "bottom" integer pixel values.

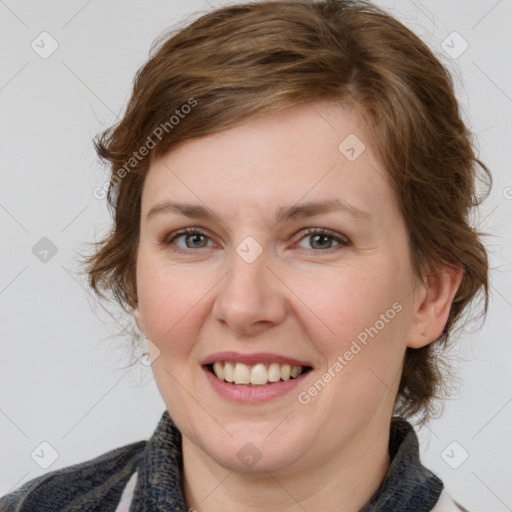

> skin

[{"left": 134, "top": 100, "right": 462, "bottom": 512}]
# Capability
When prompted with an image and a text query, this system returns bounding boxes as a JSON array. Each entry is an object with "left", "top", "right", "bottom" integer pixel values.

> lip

[
  {"left": 203, "top": 365, "right": 311, "bottom": 404},
  {"left": 201, "top": 351, "right": 313, "bottom": 367}
]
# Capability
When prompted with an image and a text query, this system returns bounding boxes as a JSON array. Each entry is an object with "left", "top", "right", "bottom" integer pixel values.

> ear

[
  {"left": 134, "top": 306, "right": 146, "bottom": 335},
  {"left": 407, "top": 265, "right": 464, "bottom": 349}
]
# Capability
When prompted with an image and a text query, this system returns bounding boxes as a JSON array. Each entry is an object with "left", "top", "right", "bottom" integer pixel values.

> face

[{"left": 135, "top": 100, "right": 426, "bottom": 474}]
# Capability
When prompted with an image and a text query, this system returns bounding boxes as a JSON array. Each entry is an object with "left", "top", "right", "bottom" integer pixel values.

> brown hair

[{"left": 84, "top": 0, "right": 491, "bottom": 425}]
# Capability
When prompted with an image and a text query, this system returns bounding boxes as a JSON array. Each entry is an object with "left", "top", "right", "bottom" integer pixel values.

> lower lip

[{"left": 203, "top": 366, "right": 310, "bottom": 404}]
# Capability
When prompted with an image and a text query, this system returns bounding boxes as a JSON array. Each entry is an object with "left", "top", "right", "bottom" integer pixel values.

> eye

[
  {"left": 295, "top": 228, "right": 350, "bottom": 252},
  {"left": 164, "top": 227, "right": 350, "bottom": 254},
  {"left": 165, "top": 228, "right": 215, "bottom": 252}
]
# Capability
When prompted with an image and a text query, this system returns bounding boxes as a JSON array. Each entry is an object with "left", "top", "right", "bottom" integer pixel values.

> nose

[{"left": 211, "top": 248, "right": 287, "bottom": 337}]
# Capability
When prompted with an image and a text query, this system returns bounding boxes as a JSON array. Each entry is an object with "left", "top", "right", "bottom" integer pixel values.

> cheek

[
  {"left": 136, "top": 253, "right": 202, "bottom": 343},
  {"left": 302, "top": 267, "right": 399, "bottom": 339},
  {"left": 136, "top": 240, "right": 413, "bottom": 362},
  {"left": 297, "top": 262, "right": 411, "bottom": 384}
]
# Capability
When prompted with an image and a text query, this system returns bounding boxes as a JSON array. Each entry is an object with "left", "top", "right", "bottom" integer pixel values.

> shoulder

[
  {"left": 432, "top": 489, "right": 471, "bottom": 512},
  {"left": 0, "top": 439, "right": 146, "bottom": 512}
]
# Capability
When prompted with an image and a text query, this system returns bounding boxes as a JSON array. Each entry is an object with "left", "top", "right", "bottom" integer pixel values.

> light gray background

[{"left": 0, "top": 0, "right": 511, "bottom": 509}]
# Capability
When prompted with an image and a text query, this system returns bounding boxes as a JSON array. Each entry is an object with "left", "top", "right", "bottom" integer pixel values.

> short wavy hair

[{"left": 84, "top": 0, "right": 491, "bottom": 425}]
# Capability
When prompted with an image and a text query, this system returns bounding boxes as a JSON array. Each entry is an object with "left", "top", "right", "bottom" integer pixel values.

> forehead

[{"left": 141, "top": 100, "right": 397, "bottom": 225}]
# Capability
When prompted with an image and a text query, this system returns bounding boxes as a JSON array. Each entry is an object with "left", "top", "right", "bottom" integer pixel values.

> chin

[{"left": 198, "top": 429, "right": 306, "bottom": 474}]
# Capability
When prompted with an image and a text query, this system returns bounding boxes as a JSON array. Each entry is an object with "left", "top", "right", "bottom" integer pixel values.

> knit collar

[
  {"left": 360, "top": 417, "right": 444, "bottom": 511},
  {"left": 129, "top": 411, "right": 443, "bottom": 511}
]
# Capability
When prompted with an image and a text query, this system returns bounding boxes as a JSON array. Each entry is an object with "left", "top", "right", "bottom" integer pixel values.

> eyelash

[{"left": 164, "top": 227, "right": 351, "bottom": 255}]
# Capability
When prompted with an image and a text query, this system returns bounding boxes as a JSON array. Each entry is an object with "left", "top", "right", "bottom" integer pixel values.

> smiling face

[{"left": 134, "top": 100, "right": 428, "bottom": 476}]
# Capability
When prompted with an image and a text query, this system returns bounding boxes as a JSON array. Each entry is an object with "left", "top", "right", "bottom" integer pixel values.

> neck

[{"left": 182, "top": 417, "right": 391, "bottom": 512}]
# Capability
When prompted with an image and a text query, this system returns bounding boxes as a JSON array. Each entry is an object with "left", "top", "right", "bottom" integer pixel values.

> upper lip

[{"left": 201, "top": 351, "right": 313, "bottom": 368}]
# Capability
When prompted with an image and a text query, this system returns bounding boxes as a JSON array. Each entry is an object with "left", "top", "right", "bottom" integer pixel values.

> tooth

[
  {"left": 290, "top": 365, "right": 302, "bottom": 378},
  {"left": 224, "top": 362, "right": 235, "bottom": 382},
  {"left": 212, "top": 361, "right": 307, "bottom": 385},
  {"left": 268, "top": 363, "right": 281, "bottom": 382},
  {"left": 213, "top": 362, "right": 224, "bottom": 380},
  {"left": 233, "top": 363, "right": 250, "bottom": 384},
  {"left": 250, "top": 363, "right": 268, "bottom": 385}
]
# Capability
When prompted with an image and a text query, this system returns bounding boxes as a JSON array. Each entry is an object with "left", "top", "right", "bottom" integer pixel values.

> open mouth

[{"left": 205, "top": 362, "right": 313, "bottom": 386}]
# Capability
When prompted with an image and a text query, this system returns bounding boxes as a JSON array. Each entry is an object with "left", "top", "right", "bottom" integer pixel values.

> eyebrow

[{"left": 146, "top": 198, "right": 372, "bottom": 226}]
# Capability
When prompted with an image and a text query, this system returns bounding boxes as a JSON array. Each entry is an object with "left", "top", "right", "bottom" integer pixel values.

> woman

[{"left": 0, "top": 1, "right": 490, "bottom": 510}]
